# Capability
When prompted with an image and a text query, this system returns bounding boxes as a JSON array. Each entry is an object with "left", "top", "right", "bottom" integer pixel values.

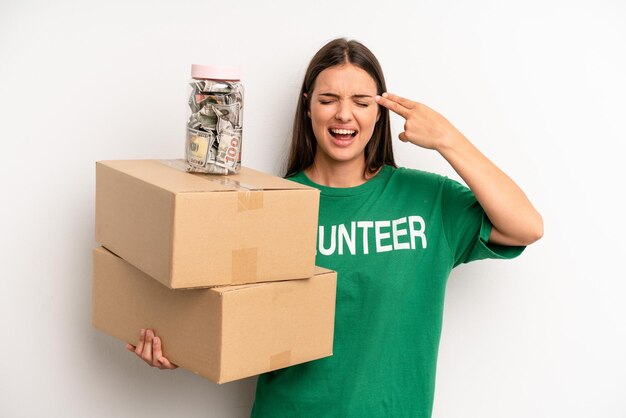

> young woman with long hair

[{"left": 130, "top": 38, "right": 543, "bottom": 418}]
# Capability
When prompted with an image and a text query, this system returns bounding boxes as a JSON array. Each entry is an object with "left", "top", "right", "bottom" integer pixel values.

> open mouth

[{"left": 329, "top": 128, "right": 358, "bottom": 140}]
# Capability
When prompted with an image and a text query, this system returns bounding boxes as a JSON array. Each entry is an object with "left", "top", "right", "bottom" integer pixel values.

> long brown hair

[{"left": 284, "top": 38, "right": 396, "bottom": 178}]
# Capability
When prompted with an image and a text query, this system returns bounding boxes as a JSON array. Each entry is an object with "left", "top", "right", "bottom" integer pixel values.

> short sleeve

[{"left": 441, "top": 178, "right": 525, "bottom": 267}]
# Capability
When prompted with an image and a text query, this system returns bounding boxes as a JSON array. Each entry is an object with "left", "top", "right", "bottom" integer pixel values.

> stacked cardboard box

[{"left": 92, "top": 159, "right": 336, "bottom": 383}]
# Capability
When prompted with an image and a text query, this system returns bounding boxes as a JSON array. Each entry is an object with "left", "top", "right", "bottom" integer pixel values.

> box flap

[
  {"left": 314, "top": 266, "right": 333, "bottom": 275},
  {"left": 96, "top": 160, "right": 315, "bottom": 193},
  {"left": 210, "top": 267, "right": 336, "bottom": 294}
]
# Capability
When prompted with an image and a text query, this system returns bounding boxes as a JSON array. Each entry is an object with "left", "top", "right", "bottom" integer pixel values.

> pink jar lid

[{"left": 191, "top": 64, "right": 240, "bottom": 80}]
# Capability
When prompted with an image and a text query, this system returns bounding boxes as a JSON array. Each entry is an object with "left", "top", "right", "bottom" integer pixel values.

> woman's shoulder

[
  {"left": 388, "top": 166, "right": 474, "bottom": 205},
  {"left": 390, "top": 165, "right": 448, "bottom": 187}
]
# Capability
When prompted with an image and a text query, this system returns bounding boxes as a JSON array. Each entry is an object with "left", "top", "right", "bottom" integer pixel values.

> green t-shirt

[{"left": 251, "top": 165, "right": 524, "bottom": 418}]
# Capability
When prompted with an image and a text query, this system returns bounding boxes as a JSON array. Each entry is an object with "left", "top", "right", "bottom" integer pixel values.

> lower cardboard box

[{"left": 92, "top": 246, "right": 336, "bottom": 384}]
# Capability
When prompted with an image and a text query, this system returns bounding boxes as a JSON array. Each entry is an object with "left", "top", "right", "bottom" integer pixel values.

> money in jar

[{"left": 186, "top": 64, "right": 244, "bottom": 174}]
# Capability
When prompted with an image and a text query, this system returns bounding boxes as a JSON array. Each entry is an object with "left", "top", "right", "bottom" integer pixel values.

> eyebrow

[{"left": 318, "top": 93, "right": 374, "bottom": 99}]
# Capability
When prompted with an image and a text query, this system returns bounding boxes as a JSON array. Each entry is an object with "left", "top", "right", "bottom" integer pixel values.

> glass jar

[{"left": 185, "top": 64, "right": 244, "bottom": 174}]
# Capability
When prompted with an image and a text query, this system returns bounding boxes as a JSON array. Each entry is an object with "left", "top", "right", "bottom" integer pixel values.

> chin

[{"left": 325, "top": 150, "right": 365, "bottom": 164}]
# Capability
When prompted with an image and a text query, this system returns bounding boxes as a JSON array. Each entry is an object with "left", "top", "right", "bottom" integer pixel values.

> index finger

[
  {"left": 134, "top": 328, "right": 146, "bottom": 356},
  {"left": 375, "top": 93, "right": 411, "bottom": 118},
  {"left": 382, "top": 92, "right": 417, "bottom": 110}
]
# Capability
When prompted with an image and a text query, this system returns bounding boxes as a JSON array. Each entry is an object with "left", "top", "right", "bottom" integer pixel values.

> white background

[{"left": 1, "top": 0, "right": 624, "bottom": 417}]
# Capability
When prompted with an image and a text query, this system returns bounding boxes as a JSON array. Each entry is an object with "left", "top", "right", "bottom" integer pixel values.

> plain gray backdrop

[{"left": 1, "top": 0, "right": 624, "bottom": 417}]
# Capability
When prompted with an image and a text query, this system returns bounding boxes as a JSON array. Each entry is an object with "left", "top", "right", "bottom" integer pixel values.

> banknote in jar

[
  {"left": 216, "top": 129, "right": 243, "bottom": 171},
  {"left": 186, "top": 128, "right": 215, "bottom": 168}
]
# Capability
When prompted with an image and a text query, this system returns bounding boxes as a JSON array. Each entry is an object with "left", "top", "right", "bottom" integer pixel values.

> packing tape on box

[
  {"left": 237, "top": 190, "right": 263, "bottom": 212},
  {"left": 159, "top": 158, "right": 196, "bottom": 172},
  {"left": 158, "top": 159, "right": 264, "bottom": 212},
  {"left": 269, "top": 350, "right": 292, "bottom": 371},
  {"left": 231, "top": 247, "right": 258, "bottom": 284}
]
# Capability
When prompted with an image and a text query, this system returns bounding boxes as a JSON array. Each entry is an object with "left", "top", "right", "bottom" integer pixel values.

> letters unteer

[{"left": 318, "top": 215, "right": 427, "bottom": 256}]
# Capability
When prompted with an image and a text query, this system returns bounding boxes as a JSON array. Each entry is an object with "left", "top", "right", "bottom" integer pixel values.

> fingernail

[
  {"left": 154, "top": 337, "right": 159, "bottom": 345},
  {"left": 140, "top": 329, "right": 145, "bottom": 336},
  {"left": 382, "top": 92, "right": 388, "bottom": 97},
  {"left": 375, "top": 95, "right": 381, "bottom": 102}
]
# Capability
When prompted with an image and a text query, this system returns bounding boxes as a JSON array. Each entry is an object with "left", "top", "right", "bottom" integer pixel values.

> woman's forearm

[{"left": 438, "top": 132, "right": 544, "bottom": 246}]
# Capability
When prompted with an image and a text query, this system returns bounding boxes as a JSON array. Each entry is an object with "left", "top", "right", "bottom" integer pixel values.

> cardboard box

[
  {"left": 92, "top": 246, "right": 336, "bottom": 384},
  {"left": 96, "top": 159, "right": 319, "bottom": 288}
]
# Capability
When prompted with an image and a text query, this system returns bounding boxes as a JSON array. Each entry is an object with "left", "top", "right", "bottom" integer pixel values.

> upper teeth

[{"left": 331, "top": 129, "right": 356, "bottom": 135}]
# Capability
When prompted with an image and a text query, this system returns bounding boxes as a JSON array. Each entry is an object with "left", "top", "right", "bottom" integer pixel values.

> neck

[{"left": 305, "top": 155, "right": 368, "bottom": 187}]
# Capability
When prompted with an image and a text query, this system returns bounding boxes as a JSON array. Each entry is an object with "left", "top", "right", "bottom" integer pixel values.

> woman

[{"left": 129, "top": 38, "right": 543, "bottom": 417}]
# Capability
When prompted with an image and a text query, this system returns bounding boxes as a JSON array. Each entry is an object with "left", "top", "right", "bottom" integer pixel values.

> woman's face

[{"left": 308, "top": 63, "right": 380, "bottom": 167}]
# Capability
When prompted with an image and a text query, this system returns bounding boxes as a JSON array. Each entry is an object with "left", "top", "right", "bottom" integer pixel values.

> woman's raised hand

[
  {"left": 375, "top": 92, "right": 463, "bottom": 151},
  {"left": 126, "top": 328, "right": 178, "bottom": 370}
]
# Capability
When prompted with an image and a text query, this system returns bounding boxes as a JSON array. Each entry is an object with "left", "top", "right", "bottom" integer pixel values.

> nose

[{"left": 335, "top": 100, "right": 353, "bottom": 122}]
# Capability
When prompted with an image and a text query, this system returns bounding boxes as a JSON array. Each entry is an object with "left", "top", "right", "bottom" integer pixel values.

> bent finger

[
  {"left": 157, "top": 356, "right": 179, "bottom": 370},
  {"left": 152, "top": 336, "right": 166, "bottom": 367},
  {"left": 398, "top": 132, "right": 409, "bottom": 142}
]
